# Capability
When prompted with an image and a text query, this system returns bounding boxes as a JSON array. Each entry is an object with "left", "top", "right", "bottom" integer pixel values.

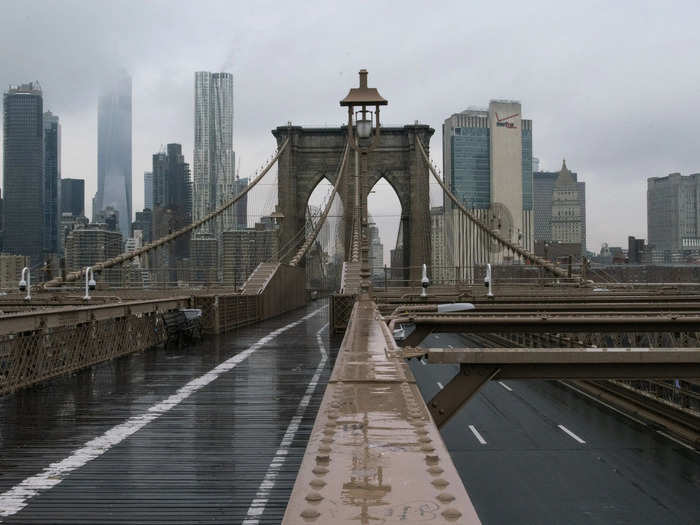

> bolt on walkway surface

[{"left": 0, "top": 300, "right": 336, "bottom": 524}]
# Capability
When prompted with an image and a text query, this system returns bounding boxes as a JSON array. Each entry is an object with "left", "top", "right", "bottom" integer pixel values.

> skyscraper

[
  {"left": 60, "top": 178, "right": 85, "bottom": 217},
  {"left": 3, "top": 82, "right": 44, "bottom": 265},
  {"left": 144, "top": 171, "right": 153, "bottom": 210},
  {"left": 442, "top": 100, "right": 533, "bottom": 278},
  {"left": 43, "top": 111, "right": 60, "bottom": 254},
  {"left": 152, "top": 144, "right": 192, "bottom": 281},
  {"left": 533, "top": 162, "right": 586, "bottom": 255},
  {"left": 95, "top": 71, "right": 132, "bottom": 236},
  {"left": 648, "top": 172, "right": 700, "bottom": 255},
  {"left": 551, "top": 160, "right": 584, "bottom": 249},
  {"left": 233, "top": 177, "right": 248, "bottom": 229},
  {"left": 193, "top": 72, "right": 235, "bottom": 238}
]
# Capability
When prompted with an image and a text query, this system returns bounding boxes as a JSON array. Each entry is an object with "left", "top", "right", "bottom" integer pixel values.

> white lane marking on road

[
  {"left": 469, "top": 425, "right": 487, "bottom": 445},
  {"left": 558, "top": 424, "right": 586, "bottom": 444},
  {"left": 448, "top": 344, "right": 454, "bottom": 349},
  {"left": 420, "top": 357, "right": 427, "bottom": 365},
  {"left": 0, "top": 306, "right": 328, "bottom": 521},
  {"left": 435, "top": 335, "right": 440, "bottom": 339},
  {"left": 243, "top": 322, "right": 329, "bottom": 524},
  {"left": 437, "top": 382, "right": 444, "bottom": 390},
  {"left": 498, "top": 381, "right": 513, "bottom": 392}
]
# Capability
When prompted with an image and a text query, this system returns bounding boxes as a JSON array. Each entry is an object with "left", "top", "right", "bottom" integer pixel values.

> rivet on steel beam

[
  {"left": 309, "top": 479, "right": 326, "bottom": 489},
  {"left": 441, "top": 508, "right": 462, "bottom": 521},
  {"left": 431, "top": 478, "right": 449, "bottom": 489},
  {"left": 300, "top": 508, "right": 321, "bottom": 519},
  {"left": 305, "top": 492, "right": 324, "bottom": 502},
  {"left": 436, "top": 493, "right": 455, "bottom": 503}
]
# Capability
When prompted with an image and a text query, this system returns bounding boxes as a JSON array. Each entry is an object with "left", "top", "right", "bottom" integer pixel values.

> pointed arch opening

[
  {"left": 367, "top": 177, "right": 402, "bottom": 286},
  {"left": 303, "top": 177, "right": 345, "bottom": 290}
]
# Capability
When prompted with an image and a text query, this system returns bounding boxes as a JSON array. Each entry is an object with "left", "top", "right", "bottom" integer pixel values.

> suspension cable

[{"left": 44, "top": 137, "right": 290, "bottom": 288}]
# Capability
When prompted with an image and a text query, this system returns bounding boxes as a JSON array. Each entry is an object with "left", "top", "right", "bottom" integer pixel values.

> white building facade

[
  {"left": 442, "top": 100, "right": 534, "bottom": 282},
  {"left": 193, "top": 72, "right": 235, "bottom": 238}
]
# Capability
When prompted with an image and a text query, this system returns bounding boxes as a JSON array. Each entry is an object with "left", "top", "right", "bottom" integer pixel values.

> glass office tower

[{"left": 3, "top": 82, "right": 44, "bottom": 265}]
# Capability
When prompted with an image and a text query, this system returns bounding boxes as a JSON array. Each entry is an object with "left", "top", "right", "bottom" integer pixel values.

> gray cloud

[{"left": 1, "top": 0, "right": 699, "bottom": 253}]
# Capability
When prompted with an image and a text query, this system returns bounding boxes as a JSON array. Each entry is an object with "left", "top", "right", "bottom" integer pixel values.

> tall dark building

[
  {"left": 152, "top": 144, "right": 192, "bottom": 280},
  {"left": 43, "top": 111, "right": 60, "bottom": 254},
  {"left": 95, "top": 71, "right": 132, "bottom": 235},
  {"left": 132, "top": 208, "right": 152, "bottom": 243},
  {"left": 60, "top": 178, "right": 85, "bottom": 217},
  {"left": 233, "top": 177, "right": 249, "bottom": 229},
  {"left": 3, "top": 82, "right": 44, "bottom": 265}
]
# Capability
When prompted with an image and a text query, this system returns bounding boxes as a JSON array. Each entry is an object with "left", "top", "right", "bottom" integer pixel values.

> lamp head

[
  {"left": 88, "top": 278, "right": 96, "bottom": 291},
  {"left": 18, "top": 279, "right": 26, "bottom": 292},
  {"left": 356, "top": 118, "right": 372, "bottom": 139}
]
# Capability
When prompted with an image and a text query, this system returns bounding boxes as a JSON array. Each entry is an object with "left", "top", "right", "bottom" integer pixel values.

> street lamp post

[
  {"left": 84, "top": 266, "right": 96, "bottom": 300},
  {"left": 340, "top": 69, "right": 388, "bottom": 294},
  {"left": 19, "top": 266, "right": 31, "bottom": 301}
]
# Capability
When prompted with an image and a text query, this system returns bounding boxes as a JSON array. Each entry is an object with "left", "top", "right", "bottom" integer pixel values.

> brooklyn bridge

[{"left": 1, "top": 71, "right": 698, "bottom": 524}]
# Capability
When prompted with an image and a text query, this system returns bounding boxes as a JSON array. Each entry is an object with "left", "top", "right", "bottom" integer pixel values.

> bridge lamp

[
  {"left": 84, "top": 266, "right": 96, "bottom": 301},
  {"left": 340, "top": 69, "right": 388, "bottom": 150},
  {"left": 19, "top": 266, "right": 31, "bottom": 300}
]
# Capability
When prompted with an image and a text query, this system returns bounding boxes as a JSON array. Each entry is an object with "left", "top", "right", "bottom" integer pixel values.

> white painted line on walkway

[
  {"left": 437, "top": 382, "right": 444, "bottom": 390},
  {"left": 469, "top": 425, "right": 487, "bottom": 445},
  {"left": 0, "top": 306, "right": 328, "bottom": 521},
  {"left": 498, "top": 381, "right": 513, "bottom": 392},
  {"left": 558, "top": 424, "right": 586, "bottom": 444},
  {"left": 243, "top": 322, "right": 329, "bottom": 525}
]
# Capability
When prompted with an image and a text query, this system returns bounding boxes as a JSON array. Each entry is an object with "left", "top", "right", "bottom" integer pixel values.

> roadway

[
  {"left": 0, "top": 300, "right": 337, "bottom": 524},
  {"left": 413, "top": 332, "right": 700, "bottom": 524}
]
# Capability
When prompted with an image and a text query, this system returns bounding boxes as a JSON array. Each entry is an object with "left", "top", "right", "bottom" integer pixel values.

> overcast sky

[{"left": 1, "top": 0, "right": 699, "bottom": 257}]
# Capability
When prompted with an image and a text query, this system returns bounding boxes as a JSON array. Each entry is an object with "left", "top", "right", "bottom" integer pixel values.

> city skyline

[{"left": 0, "top": 1, "right": 699, "bottom": 252}]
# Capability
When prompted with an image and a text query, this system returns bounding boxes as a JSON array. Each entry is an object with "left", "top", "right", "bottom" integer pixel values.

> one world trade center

[{"left": 95, "top": 71, "right": 132, "bottom": 238}]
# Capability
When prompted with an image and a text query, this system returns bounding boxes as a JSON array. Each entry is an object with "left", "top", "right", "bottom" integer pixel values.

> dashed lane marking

[
  {"left": 469, "top": 425, "right": 487, "bottom": 445},
  {"left": 558, "top": 424, "right": 586, "bottom": 444},
  {"left": 242, "top": 322, "right": 330, "bottom": 524}
]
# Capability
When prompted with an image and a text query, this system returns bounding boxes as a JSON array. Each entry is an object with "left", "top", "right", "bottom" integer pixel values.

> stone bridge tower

[{"left": 272, "top": 124, "right": 434, "bottom": 284}]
